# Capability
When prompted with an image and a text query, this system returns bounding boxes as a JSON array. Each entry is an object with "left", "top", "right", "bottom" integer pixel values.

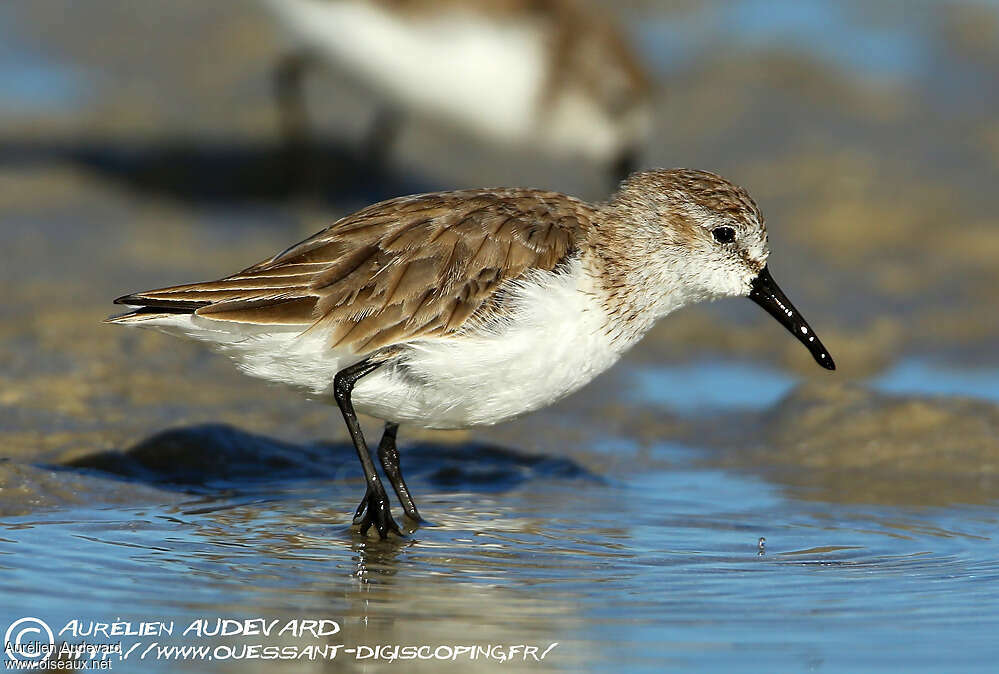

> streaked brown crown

[{"left": 615, "top": 169, "right": 764, "bottom": 230}]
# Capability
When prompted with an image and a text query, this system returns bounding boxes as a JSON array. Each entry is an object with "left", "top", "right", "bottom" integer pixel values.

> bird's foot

[
  {"left": 352, "top": 487, "right": 402, "bottom": 539},
  {"left": 401, "top": 507, "right": 428, "bottom": 526}
]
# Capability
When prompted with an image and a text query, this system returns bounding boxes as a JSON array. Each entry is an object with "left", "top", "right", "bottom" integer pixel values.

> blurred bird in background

[{"left": 261, "top": 0, "right": 653, "bottom": 190}]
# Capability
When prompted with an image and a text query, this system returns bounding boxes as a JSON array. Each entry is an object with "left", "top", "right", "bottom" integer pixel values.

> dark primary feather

[{"left": 115, "top": 188, "right": 594, "bottom": 354}]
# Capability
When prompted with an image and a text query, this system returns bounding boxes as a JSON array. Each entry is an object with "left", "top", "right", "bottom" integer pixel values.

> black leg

[
  {"left": 609, "top": 145, "right": 639, "bottom": 187},
  {"left": 333, "top": 359, "right": 400, "bottom": 539},
  {"left": 353, "top": 422, "right": 424, "bottom": 524},
  {"left": 274, "top": 50, "right": 314, "bottom": 148},
  {"left": 362, "top": 105, "right": 403, "bottom": 169},
  {"left": 378, "top": 422, "right": 424, "bottom": 521}
]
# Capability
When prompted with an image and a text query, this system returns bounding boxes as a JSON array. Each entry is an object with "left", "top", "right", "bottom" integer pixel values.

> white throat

[{"left": 581, "top": 246, "right": 708, "bottom": 350}]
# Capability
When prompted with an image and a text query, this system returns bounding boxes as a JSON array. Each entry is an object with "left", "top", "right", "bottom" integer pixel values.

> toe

[
  {"left": 355, "top": 518, "right": 373, "bottom": 537},
  {"left": 353, "top": 501, "right": 368, "bottom": 523},
  {"left": 374, "top": 507, "right": 402, "bottom": 539},
  {"left": 403, "top": 510, "right": 426, "bottom": 524}
]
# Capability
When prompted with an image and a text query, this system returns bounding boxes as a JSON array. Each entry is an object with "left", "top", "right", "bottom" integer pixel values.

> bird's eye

[{"left": 712, "top": 226, "right": 736, "bottom": 244}]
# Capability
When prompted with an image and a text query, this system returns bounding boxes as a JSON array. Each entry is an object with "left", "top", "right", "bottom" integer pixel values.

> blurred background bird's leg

[
  {"left": 273, "top": 48, "right": 319, "bottom": 194},
  {"left": 609, "top": 145, "right": 639, "bottom": 188},
  {"left": 361, "top": 105, "right": 403, "bottom": 172}
]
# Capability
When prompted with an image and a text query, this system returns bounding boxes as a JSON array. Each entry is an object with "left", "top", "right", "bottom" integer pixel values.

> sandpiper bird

[
  {"left": 261, "top": 0, "right": 652, "bottom": 185},
  {"left": 108, "top": 169, "right": 834, "bottom": 537}
]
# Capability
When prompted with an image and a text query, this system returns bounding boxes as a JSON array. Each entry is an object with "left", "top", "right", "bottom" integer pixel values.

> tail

[
  {"left": 105, "top": 288, "right": 205, "bottom": 325},
  {"left": 104, "top": 305, "right": 197, "bottom": 325}
]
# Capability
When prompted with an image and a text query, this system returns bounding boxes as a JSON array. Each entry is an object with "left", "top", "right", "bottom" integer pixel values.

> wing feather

[{"left": 114, "top": 188, "right": 594, "bottom": 353}]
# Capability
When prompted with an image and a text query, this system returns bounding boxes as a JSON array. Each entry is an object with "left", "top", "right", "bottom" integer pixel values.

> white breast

[
  {"left": 350, "top": 258, "right": 627, "bottom": 429},
  {"left": 263, "top": 0, "right": 547, "bottom": 143}
]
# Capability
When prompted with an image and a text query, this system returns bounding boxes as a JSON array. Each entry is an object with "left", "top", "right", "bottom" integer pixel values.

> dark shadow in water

[
  {"left": 50, "top": 423, "right": 597, "bottom": 494},
  {"left": 0, "top": 137, "right": 438, "bottom": 206}
]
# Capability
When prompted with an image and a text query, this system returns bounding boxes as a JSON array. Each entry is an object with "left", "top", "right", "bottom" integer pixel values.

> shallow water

[
  {"left": 630, "top": 360, "right": 796, "bottom": 413},
  {"left": 633, "top": 357, "right": 999, "bottom": 412},
  {"left": 0, "top": 5, "right": 92, "bottom": 112},
  {"left": 873, "top": 359, "right": 999, "bottom": 403},
  {"left": 3, "top": 425, "right": 998, "bottom": 672}
]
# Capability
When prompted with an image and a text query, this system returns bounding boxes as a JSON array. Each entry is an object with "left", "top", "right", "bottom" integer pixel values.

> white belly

[
  {"left": 263, "top": 0, "right": 547, "bottom": 143},
  {"left": 351, "top": 263, "right": 625, "bottom": 428}
]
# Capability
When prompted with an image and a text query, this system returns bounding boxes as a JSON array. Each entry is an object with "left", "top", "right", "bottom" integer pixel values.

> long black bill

[{"left": 748, "top": 266, "right": 835, "bottom": 371}]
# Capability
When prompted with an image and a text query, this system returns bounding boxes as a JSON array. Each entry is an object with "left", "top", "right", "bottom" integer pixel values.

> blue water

[
  {"left": 630, "top": 361, "right": 796, "bottom": 413},
  {"left": 2, "top": 457, "right": 997, "bottom": 672},
  {"left": 636, "top": 0, "right": 997, "bottom": 83},
  {"left": 0, "top": 6, "right": 91, "bottom": 112},
  {"left": 873, "top": 359, "right": 999, "bottom": 402},
  {"left": 635, "top": 357, "right": 999, "bottom": 415}
]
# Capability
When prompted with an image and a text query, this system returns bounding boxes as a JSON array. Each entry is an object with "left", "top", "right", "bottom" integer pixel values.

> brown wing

[{"left": 115, "top": 188, "right": 593, "bottom": 354}]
